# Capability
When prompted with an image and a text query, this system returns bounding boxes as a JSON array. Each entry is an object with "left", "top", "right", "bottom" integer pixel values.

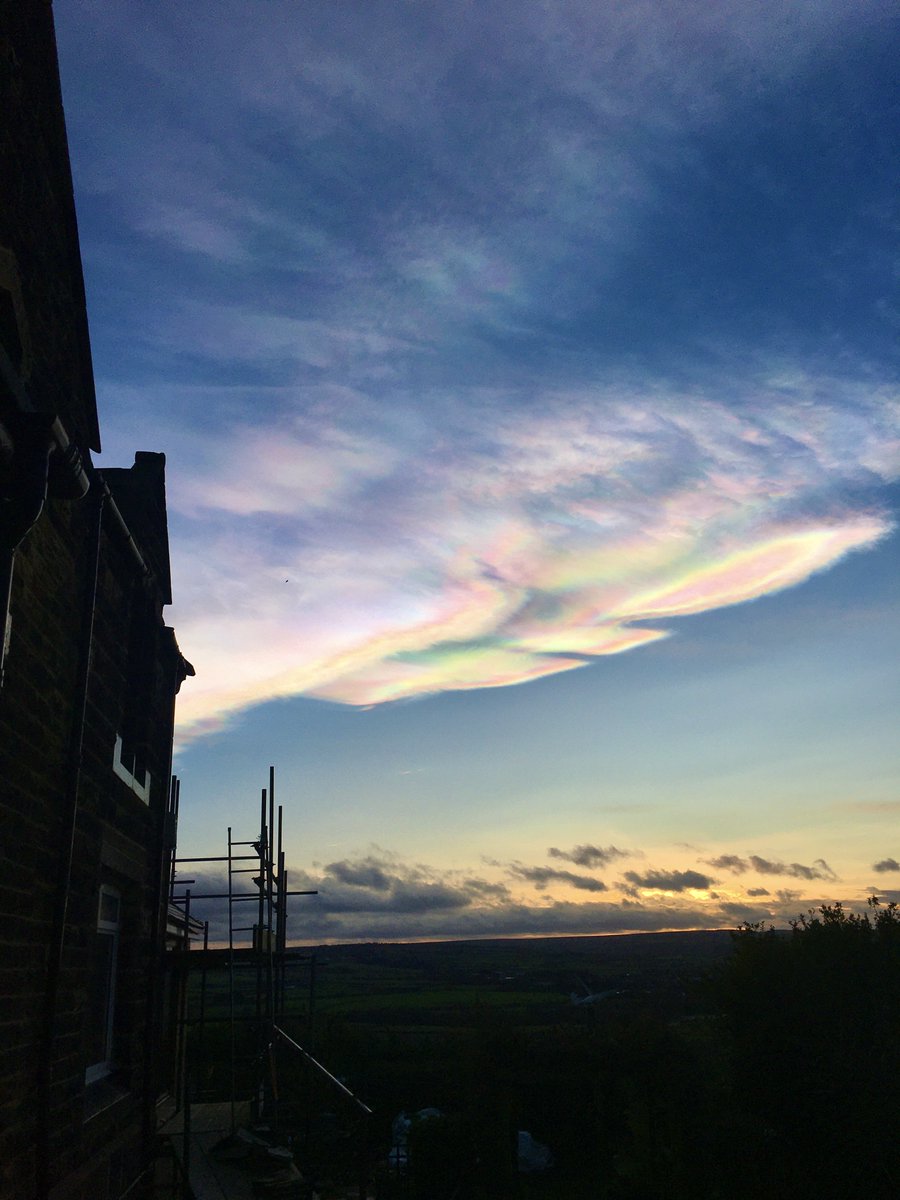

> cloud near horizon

[
  {"left": 623, "top": 868, "right": 715, "bottom": 895},
  {"left": 171, "top": 847, "right": 863, "bottom": 945},
  {"left": 507, "top": 863, "right": 609, "bottom": 893},
  {"left": 548, "top": 844, "right": 633, "bottom": 868},
  {"left": 705, "top": 854, "right": 838, "bottom": 881}
]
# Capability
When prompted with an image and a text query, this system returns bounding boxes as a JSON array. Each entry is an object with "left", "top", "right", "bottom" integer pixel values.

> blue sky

[{"left": 55, "top": 0, "right": 900, "bottom": 941}]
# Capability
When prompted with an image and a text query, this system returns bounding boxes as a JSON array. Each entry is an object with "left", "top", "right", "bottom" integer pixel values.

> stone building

[{"left": 0, "top": 3, "right": 192, "bottom": 1197}]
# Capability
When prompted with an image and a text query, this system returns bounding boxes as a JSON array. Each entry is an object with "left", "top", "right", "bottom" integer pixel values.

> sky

[{"left": 54, "top": 0, "right": 900, "bottom": 943}]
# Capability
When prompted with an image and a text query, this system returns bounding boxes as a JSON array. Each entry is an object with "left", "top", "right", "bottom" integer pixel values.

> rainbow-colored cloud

[{"left": 169, "top": 380, "right": 899, "bottom": 737}]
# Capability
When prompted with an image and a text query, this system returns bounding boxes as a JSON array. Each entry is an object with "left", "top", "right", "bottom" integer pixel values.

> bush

[{"left": 712, "top": 898, "right": 900, "bottom": 1199}]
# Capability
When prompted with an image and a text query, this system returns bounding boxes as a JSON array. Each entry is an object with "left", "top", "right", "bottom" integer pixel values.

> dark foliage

[
  {"left": 712, "top": 898, "right": 900, "bottom": 1199},
  {"left": 184, "top": 921, "right": 900, "bottom": 1197}
]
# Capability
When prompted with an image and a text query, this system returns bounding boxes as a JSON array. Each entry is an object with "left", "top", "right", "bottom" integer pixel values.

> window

[
  {"left": 112, "top": 580, "right": 155, "bottom": 802},
  {"left": 112, "top": 733, "right": 151, "bottom": 802},
  {"left": 85, "top": 885, "right": 120, "bottom": 1084}
]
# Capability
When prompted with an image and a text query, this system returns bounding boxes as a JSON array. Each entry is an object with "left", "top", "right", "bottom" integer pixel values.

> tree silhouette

[{"left": 713, "top": 898, "right": 900, "bottom": 1199}]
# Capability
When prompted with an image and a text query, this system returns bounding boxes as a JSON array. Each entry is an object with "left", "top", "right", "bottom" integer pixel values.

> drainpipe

[
  {"left": 0, "top": 419, "right": 13, "bottom": 665},
  {"left": 142, "top": 638, "right": 193, "bottom": 1169},
  {"left": 0, "top": 545, "right": 14, "bottom": 682}
]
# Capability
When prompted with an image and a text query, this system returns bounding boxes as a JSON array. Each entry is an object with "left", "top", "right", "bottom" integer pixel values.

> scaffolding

[{"left": 161, "top": 767, "right": 373, "bottom": 1200}]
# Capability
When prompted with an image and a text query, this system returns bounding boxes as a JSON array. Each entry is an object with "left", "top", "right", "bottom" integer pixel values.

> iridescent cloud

[
  {"left": 169, "top": 380, "right": 899, "bottom": 737},
  {"left": 59, "top": 0, "right": 898, "bottom": 743}
]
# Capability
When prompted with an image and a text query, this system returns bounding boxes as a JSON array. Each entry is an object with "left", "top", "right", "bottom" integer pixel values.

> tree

[{"left": 712, "top": 898, "right": 900, "bottom": 1199}]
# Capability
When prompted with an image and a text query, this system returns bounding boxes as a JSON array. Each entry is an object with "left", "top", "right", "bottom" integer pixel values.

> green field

[{"left": 184, "top": 931, "right": 735, "bottom": 1198}]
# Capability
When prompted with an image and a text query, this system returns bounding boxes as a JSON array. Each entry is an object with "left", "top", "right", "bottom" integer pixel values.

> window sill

[{"left": 112, "top": 734, "right": 151, "bottom": 803}]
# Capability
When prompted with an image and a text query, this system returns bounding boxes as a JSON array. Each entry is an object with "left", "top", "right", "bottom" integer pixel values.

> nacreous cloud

[{"left": 170, "top": 381, "right": 900, "bottom": 738}]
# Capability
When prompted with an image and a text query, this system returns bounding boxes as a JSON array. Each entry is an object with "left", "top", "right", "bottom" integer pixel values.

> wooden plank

[{"left": 157, "top": 1100, "right": 251, "bottom": 1135}]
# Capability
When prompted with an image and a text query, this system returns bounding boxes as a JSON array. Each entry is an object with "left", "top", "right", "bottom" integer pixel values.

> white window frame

[
  {"left": 85, "top": 885, "right": 121, "bottom": 1084},
  {"left": 112, "top": 733, "right": 151, "bottom": 803}
]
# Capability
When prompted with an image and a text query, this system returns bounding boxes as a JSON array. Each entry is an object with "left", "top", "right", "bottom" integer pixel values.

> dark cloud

[
  {"left": 548, "top": 844, "right": 631, "bottom": 869},
  {"left": 171, "top": 867, "right": 251, "bottom": 902},
  {"left": 314, "top": 852, "right": 492, "bottom": 915},
  {"left": 462, "top": 877, "right": 512, "bottom": 899},
  {"left": 718, "top": 901, "right": 772, "bottom": 920},
  {"left": 508, "top": 863, "right": 608, "bottom": 893},
  {"left": 324, "top": 856, "right": 392, "bottom": 890},
  {"left": 873, "top": 858, "right": 900, "bottom": 874},
  {"left": 622, "top": 869, "right": 714, "bottom": 894},
  {"left": 704, "top": 854, "right": 748, "bottom": 874},
  {"left": 707, "top": 853, "right": 838, "bottom": 881},
  {"left": 321, "top": 880, "right": 472, "bottom": 914},
  {"left": 776, "top": 889, "right": 802, "bottom": 905},
  {"left": 292, "top": 899, "right": 726, "bottom": 944},
  {"left": 171, "top": 857, "right": 508, "bottom": 941},
  {"left": 749, "top": 856, "right": 837, "bottom": 881},
  {"left": 747, "top": 887, "right": 770, "bottom": 897},
  {"left": 169, "top": 855, "right": 737, "bottom": 944},
  {"left": 169, "top": 868, "right": 260, "bottom": 945}
]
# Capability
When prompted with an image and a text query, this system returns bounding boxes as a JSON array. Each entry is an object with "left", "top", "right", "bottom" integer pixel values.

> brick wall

[{"left": 0, "top": 471, "right": 185, "bottom": 1199}]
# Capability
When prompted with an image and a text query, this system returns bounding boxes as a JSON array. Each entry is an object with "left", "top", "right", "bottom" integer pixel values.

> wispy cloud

[
  {"left": 55, "top": 1, "right": 900, "bottom": 738},
  {"left": 548, "top": 844, "right": 633, "bottom": 868},
  {"left": 507, "top": 863, "right": 609, "bottom": 894},
  {"left": 705, "top": 854, "right": 750, "bottom": 874},
  {"left": 167, "top": 379, "right": 898, "bottom": 737},
  {"left": 751, "top": 856, "right": 838, "bottom": 882},
  {"left": 705, "top": 854, "right": 838, "bottom": 881}
]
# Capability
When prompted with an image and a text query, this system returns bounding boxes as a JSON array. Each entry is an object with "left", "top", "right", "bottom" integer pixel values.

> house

[{"left": 0, "top": 4, "right": 192, "bottom": 1197}]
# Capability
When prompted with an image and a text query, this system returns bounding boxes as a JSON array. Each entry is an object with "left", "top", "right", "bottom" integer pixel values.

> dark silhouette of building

[{"left": 1, "top": 4, "right": 192, "bottom": 1197}]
